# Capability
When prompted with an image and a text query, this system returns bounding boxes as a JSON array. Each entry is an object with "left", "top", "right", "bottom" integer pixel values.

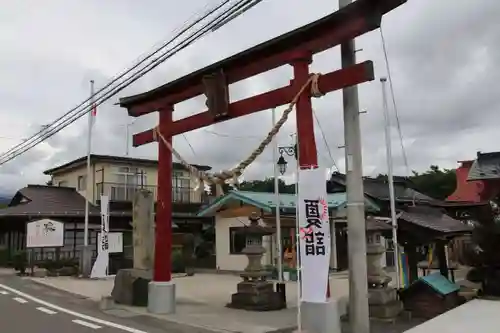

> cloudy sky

[{"left": 0, "top": 0, "right": 499, "bottom": 193}]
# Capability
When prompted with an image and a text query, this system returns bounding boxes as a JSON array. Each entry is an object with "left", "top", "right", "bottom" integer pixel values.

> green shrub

[
  {"left": 172, "top": 249, "right": 185, "bottom": 273},
  {"left": 0, "top": 247, "right": 8, "bottom": 267},
  {"left": 38, "top": 258, "right": 79, "bottom": 275},
  {"left": 13, "top": 250, "right": 27, "bottom": 275}
]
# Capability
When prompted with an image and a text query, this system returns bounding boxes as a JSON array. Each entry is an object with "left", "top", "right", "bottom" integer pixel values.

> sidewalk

[{"left": 28, "top": 273, "right": 350, "bottom": 333}]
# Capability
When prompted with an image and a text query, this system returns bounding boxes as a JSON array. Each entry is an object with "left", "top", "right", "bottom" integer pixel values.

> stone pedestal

[
  {"left": 366, "top": 226, "right": 402, "bottom": 320},
  {"left": 227, "top": 213, "right": 286, "bottom": 311},
  {"left": 111, "top": 268, "right": 152, "bottom": 306},
  {"left": 368, "top": 288, "right": 403, "bottom": 319}
]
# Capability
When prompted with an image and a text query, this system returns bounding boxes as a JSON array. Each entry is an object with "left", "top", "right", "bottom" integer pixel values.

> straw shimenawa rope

[{"left": 153, "top": 73, "right": 324, "bottom": 196}]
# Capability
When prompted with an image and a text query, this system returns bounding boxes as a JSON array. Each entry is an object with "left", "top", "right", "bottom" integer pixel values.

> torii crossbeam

[{"left": 119, "top": 0, "right": 406, "bottom": 313}]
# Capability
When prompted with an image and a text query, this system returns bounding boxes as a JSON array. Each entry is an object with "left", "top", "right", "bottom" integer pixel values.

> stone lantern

[
  {"left": 227, "top": 213, "right": 286, "bottom": 311},
  {"left": 365, "top": 217, "right": 402, "bottom": 320}
]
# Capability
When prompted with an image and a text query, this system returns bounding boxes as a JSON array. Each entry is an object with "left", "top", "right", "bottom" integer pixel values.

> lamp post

[{"left": 273, "top": 134, "right": 297, "bottom": 305}]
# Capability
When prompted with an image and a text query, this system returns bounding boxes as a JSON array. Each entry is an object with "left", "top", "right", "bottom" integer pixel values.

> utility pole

[{"left": 339, "top": 0, "right": 370, "bottom": 332}]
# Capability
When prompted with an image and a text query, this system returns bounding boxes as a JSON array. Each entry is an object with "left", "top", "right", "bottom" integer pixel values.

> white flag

[
  {"left": 90, "top": 195, "right": 109, "bottom": 278},
  {"left": 298, "top": 168, "right": 331, "bottom": 303}
]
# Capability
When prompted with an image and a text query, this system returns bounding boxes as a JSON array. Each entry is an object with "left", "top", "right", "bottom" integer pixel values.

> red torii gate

[{"left": 119, "top": 0, "right": 405, "bottom": 289}]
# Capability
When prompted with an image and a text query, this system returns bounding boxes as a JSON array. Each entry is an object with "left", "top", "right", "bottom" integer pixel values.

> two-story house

[
  {"left": 43, "top": 154, "right": 211, "bottom": 205},
  {"left": 0, "top": 154, "right": 215, "bottom": 269}
]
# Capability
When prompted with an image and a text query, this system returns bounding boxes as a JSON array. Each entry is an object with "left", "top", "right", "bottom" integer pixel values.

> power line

[
  {"left": 182, "top": 134, "right": 197, "bottom": 158},
  {"left": 313, "top": 109, "right": 339, "bottom": 171},
  {"left": 0, "top": 0, "right": 232, "bottom": 161},
  {"left": 0, "top": 0, "right": 264, "bottom": 166},
  {"left": 380, "top": 25, "right": 410, "bottom": 176},
  {"left": 203, "top": 129, "right": 263, "bottom": 139}
]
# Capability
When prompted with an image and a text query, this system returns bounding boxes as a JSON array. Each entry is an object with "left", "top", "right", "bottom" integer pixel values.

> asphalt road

[{"left": 0, "top": 273, "right": 212, "bottom": 333}]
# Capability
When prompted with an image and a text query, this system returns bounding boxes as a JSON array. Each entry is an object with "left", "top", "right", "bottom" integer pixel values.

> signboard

[
  {"left": 298, "top": 168, "right": 331, "bottom": 303},
  {"left": 26, "top": 219, "right": 64, "bottom": 248},
  {"left": 91, "top": 195, "right": 110, "bottom": 278},
  {"left": 97, "top": 232, "right": 123, "bottom": 254}
]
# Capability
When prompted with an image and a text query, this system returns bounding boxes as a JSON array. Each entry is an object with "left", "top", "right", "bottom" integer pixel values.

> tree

[
  {"left": 238, "top": 178, "right": 295, "bottom": 194},
  {"left": 408, "top": 165, "right": 456, "bottom": 200}
]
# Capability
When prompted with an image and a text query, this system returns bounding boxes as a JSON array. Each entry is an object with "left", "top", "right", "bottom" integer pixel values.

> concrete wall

[{"left": 215, "top": 216, "right": 272, "bottom": 271}]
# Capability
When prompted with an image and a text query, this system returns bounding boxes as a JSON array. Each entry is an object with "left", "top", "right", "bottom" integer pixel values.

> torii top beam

[{"left": 119, "top": 0, "right": 406, "bottom": 117}]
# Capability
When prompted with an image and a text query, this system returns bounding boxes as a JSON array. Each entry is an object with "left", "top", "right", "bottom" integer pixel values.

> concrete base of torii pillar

[
  {"left": 148, "top": 281, "right": 176, "bottom": 314},
  {"left": 300, "top": 300, "right": 342, "bottom": 333}
]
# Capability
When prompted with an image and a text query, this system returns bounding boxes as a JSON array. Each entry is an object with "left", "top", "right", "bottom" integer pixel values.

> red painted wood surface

[
  {"left": 133, "top": 61, "right": 374, "bottom": 147},
  {"left": 155, "top": 109, "right": 173, "bottom": 282}
]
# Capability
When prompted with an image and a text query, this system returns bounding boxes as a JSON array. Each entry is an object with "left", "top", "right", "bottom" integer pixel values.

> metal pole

[
  {"left": 381, "top": 77, "right": 401, "bottom": 289},
  {"left": 82, "top": 80, "right": 95, "bottom": 278},
  {"left": 295, "top": 138, "right": 302, "bottom": 333},
  {"left": 272, "top": 109, "right": 284, "bottom": 282},
  {"left": 126, "top": 123, "right": 130, "bottom": 156},
  {"left": 339, "top": 0, "right": 369, "bottom": 331}
]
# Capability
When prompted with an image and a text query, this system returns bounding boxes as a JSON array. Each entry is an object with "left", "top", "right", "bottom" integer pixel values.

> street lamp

[
  {"left": 276, "top": 155, "right": 288, "bottom": 175},
  {"left": 276, "top": 143, "right": 297, "bottom": 175}
]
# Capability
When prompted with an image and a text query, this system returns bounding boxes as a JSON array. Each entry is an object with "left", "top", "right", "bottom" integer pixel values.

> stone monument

[
  {"left": 366, "top": 217, "right": 403, "bottom": 321},
  {"left": 227, "top": 213, "right": 286, "bottom": 311},
  {"left": 111, "top": 189, "right": 155, "bottom": 307}
]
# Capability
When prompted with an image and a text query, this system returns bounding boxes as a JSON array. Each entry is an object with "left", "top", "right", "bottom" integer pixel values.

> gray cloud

[{"left": 0, "top": 0, "right": 499, "bottom": 194}]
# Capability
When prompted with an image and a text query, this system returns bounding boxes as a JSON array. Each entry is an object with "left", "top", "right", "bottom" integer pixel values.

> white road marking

[
  {"left": 13, "top": 297, "right": 28, "bottom": 304},
  {"left": 73, "top": 319, "right": 102, "bottom": 329},
  {"left": 36, "top": 306, "right": 57, "bottom": 315},
  {"left": 0, "top": 290, "right": 8, "bottom": 295},
  {"left": 0, "top": 284, "right": 149, "bottom": 333}
]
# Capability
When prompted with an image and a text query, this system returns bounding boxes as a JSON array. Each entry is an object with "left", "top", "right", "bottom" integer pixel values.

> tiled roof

[
  {"left": 329, "top": 173, "right": 438, "bottom": 203},
  {"left": 399, "top": 206, "right": 472, "bottom": 234},
  {"left": 0, "top": 185, "right": 100, "bottom": 217},
  {"left": 43, "top": 154, "right": 211, "bottom": 175},
  {"left": 366, "top": 217, "right": 392, "bottom": 231},
  {"left": 467, "top": 152, "right": 500, "bottom": 181},
  {"left": 197, "top": 190, "right": 379, "bottom": 217}
]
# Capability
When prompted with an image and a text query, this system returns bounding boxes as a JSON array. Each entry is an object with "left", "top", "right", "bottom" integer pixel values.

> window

[
  {"left": 114, "top": 166, "right": 146, "bottom": 186},
  {"left": 172, "top": 173, "right": 191, "bottom": 202},
  {"left": 58, "top": 181, "right": 68, "bottom": 187},
  {"left": 172, "top": 176, "right": 190, "bottom": 188},
  {"left": 229, "top": 227, "right": 247, "bottom": 254},
  {"left": 172, "top": 188, "right": 190, "bottom": 202},
  {"left": 77, "top": 175, "right": 86, "bottom": 191}
]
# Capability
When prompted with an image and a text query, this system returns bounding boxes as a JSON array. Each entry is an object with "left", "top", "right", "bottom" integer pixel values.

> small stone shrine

[
  {"left": 366, "top": 217, "right": 403, "bottom": 320},
  {"left": 227, "top": 213, "right": 286, "bottom": 311}
]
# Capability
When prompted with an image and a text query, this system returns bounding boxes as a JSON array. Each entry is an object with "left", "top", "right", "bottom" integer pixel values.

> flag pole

[
  {"left": 381, "top": 77, "right": 401, "bottom": 289},
  {"left": 294, "top": 134, "right": 302, "bottom": 333},
  {"left": 82, "top": 79, "right": 95, "bottom": 278}
]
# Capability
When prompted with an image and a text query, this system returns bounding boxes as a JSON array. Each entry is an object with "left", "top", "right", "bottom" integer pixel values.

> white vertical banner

[
  {"left": 90, "top": 195, "right": 110, "bottom": 278},
  {"left": 298, "top": 168, "right": 331, "bottom": 303}
]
